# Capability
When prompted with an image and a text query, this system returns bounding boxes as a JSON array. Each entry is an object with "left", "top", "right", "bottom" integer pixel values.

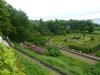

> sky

[{"left": 6, "top": 0, "right": 100, "bottom": 20}]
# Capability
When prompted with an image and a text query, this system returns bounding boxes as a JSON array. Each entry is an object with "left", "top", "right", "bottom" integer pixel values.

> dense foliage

[
  {"left": 7, "top": 5, "right": 30, "bottom": 42},
  {"left": 0, "top": 0, "right": 14, "bottom": 36},
  {"left": 31, "top": 19, "right": 97, "bottom": 35},
  {"left": 0, "top": 43, "right": 25, "bottom": 75}
]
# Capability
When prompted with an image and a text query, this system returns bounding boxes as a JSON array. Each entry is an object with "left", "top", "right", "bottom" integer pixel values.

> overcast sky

[{"left": 6, "top": 0, "right": 100, "bottom": 20}]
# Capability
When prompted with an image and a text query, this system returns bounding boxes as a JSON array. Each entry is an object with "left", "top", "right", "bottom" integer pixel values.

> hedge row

[
  {"left": 69, "top": 44, "right": 100, "bottom": 54},
  {"left": 68, "top": 45, "right": 92, "bottom": 54}
]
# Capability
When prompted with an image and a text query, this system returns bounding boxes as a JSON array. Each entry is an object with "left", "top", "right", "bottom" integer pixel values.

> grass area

[
  {"left": 95, "top": 50, "right": 100, "bottom": 57},
  {"left": 46, "top": 33, "right": 100, "bottom": 53},
  {"left": 15, "top": 51, "right": 56, "bottom": 75},
  {"left": 16, "top": 46, "right": 98, "bottom": 75}
]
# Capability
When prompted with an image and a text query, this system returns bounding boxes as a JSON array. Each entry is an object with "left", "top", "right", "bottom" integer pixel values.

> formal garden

[{"left": 0, "top": 0, "right": 100, "bottom": 75}]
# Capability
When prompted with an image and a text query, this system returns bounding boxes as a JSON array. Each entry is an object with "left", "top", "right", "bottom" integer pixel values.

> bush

[{"left": 47, "top": 47, "right": 61, "bottom": 57}]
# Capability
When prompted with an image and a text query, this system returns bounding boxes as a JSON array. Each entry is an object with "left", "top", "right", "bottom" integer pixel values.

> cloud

[{"left": 6, "top": 0, "right": 100, "bottom": 20}]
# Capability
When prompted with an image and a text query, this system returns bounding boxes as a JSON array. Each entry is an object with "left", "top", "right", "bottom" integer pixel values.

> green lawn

[
  {"left": 16, "top": 51, "right": 56, "bottom": 75},
  {"left": 16, "top": 46, "right": 99, "bottom": 75}
]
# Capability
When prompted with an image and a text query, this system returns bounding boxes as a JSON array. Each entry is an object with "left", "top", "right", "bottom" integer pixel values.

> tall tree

[
  {"left": 6, "top": 5, "right": 30, "bottom": 42},
  {"left": 38, "top": 18, "right": 49, "bottom": 35},
  {"left": 0, "top": 0, "right": 14, "bottom": 36}
]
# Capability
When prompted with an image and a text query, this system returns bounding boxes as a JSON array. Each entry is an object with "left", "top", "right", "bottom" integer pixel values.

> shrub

[{"left": 47, "top": 47, "right": 61, "bottom": 57}]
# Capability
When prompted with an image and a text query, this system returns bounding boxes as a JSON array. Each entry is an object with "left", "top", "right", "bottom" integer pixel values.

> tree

[
  {"left": 0, "top": 0, "right": 14, "bottom": 36},
  {"left": 38, "top": 18, "right": 49, "bottom": 35},
  {"left": 84, "top": 20, "right": 94, "bottom": 33},
  {"left": 46, "top": 20, "right": 55, "bottom": 34},
  {"left": 6, "top": 5, "right": 31, "bottom": 42}
]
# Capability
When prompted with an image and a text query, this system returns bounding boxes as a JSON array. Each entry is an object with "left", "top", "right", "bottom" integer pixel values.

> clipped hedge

[
  {"left": 69, "top": 43, "right": 100, "bottom": 54},
  {"left": 68, "top": 45, "right": 92, "bottom": 54}
]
